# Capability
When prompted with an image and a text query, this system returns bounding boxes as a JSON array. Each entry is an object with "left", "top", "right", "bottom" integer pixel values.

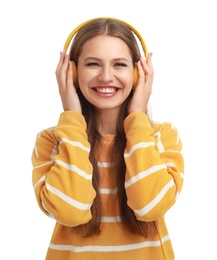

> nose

[{"left": 97, "top": 66, "right": 113, "bottom": 83}]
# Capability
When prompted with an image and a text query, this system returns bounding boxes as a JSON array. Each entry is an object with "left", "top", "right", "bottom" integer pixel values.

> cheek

[
  {"left": 120, "top": 71, "right": 134, "bottom": 89},
  {"left": 77, "top": 68, "right": 95, "bottom": 87},
  {"left": 77, "top": 69, "right": 86, "bottom": 86}
]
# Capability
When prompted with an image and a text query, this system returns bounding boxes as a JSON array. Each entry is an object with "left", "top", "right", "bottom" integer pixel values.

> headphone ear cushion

[
  {"left": 71, "top": 61, "right": 79, "bottom": 88},
  {"left": 133, "top": 67, "right": 138, "bottom": 89}
]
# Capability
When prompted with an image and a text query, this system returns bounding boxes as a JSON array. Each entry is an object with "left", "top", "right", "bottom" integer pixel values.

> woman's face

[{"left": 77, "top": 35, "right": 134, "bottom": 111}]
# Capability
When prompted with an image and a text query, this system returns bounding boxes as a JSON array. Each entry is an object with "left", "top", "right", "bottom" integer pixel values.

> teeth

[{"left": 96, "top": 88, "right": 116, "bottom": 93}]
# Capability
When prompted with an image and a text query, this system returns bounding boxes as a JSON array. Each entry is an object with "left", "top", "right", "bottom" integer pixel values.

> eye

[
  {"left": 86, "top": 62, "right": 99, "bottom": 67},
  {"left": 114, "top": 63, "right": 127, "bottom": 67}
]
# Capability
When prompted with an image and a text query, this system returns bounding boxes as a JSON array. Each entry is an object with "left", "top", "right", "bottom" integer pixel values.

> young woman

[{"left": 32, "top": 17, "right": 184, "bottom": 259}]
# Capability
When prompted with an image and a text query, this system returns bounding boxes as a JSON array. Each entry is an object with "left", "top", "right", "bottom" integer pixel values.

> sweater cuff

[
  {"left": 124, "top": 112, "right": 152, "bottom": 133},
  {"left": 57, "top": 111, "right": 87, "bottom": 129}
]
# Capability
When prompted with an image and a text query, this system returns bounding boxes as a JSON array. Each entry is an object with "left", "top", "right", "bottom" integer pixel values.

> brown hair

[{"left": 69, "top": 18, "right": 156, "bottom": 237}]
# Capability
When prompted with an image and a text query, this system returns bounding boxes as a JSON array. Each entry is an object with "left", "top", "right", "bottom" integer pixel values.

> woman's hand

[
  {"left": 128, "top": 53, "right": 154, "bottom": 114},
  {"left": 55, "top": 52, "right": 82, "bottom": 113}
]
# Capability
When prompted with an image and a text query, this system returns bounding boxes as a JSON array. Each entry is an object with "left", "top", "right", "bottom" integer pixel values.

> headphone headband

[{"left": 63, "top": 17, "right": 148, "bottom": 57}]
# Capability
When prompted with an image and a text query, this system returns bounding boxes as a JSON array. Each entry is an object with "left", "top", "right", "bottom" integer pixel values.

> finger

[
  {"left": 140, "top": 54, "right": 153, "bottom": 74},
  {"left": 66, "top": 61, "right": 74, "bottom": 88},
  {"left": 56, "top": 52, "right": 65, "bottom": 74},
  {"left": 56, "top": 52, "right": 69, "bottom": 77},
  {"left": 146, "top": 53, "right": 154, "bottom": 72},
  {"left": 137, "top": 60, "right": 145, "bottom": 82},
  {"left": 139, "top": 55, "right": 154, "bottom": 90},
  {"left": 59, "top": 53, "right": 69, "bottom": 74},
  {"left": 57, "top": 54, "right": 70, "bottom": 86}
]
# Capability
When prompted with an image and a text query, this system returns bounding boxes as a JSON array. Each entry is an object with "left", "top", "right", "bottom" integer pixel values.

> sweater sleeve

[
  {"left": 124, "top": 112, "right": 184, "bottom": 222},
  {"left": 31, "top": 111, "right": 96, "bottom": 227}
]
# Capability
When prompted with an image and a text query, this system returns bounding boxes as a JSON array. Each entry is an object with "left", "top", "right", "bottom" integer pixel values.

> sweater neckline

[{"left": 101, "top": 134, "right": 115, "bottom": 143}]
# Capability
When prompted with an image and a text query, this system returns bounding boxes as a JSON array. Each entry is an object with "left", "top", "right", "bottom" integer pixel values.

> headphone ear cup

[
  {"left": 71, "top": 61, "right": 79, "bottom": 88},
  {"left": 133, "top": 67, "right": 138, "bottom": 89}
]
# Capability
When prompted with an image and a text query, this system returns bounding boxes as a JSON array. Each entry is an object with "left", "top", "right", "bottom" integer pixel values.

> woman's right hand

[{"left": 55, "top": 52, "right": 82, "bottom": 113}]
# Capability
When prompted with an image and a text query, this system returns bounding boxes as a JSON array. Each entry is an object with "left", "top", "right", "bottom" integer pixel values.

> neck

[{"left": 96, "top": 108, "right": 120, "bottom": 135}]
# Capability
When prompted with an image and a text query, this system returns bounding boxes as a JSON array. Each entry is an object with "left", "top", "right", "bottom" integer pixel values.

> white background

[{"left": 0, "top": 0, "right": 216, "bottom": 259}]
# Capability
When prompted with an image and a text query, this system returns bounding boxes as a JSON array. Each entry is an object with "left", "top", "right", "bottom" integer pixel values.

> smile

[{"left": 95, "top": 88, "right": 117, "bottom": 94}]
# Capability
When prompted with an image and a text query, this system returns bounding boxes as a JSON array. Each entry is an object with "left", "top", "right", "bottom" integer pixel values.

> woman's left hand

[{"left": 128, "top": 53, "right": 154, "bottom": 114}]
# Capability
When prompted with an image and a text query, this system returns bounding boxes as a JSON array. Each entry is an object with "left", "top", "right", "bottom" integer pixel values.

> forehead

[{"left": 81, "top": 35, "right": 132, "bottom": 58}]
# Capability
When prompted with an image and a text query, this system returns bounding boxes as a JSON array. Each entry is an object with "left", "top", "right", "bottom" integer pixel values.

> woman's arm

[
  {"left": 124, "top": 112, "right": 184, "bottom": 222},
  {"left": 31, "top": 111, "right": 96, "bottom": 226}
]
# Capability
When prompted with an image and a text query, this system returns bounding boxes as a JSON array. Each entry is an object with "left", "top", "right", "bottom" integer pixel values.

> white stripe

[
  {"left": 34, "top": 145, "right": 38, "bottom": 158},
  {"left": 56, "top": 160, "right": 92, "bottom": 180},
  {"left": 33, "top": 161, "right": 53, "bottom": 169},
  {"left": 166, "top": 163, "right": 184, "bottom": 180},
  {"left": 101, "top": 216, "right": 121, "bottom": 222},
  {"left": 97, "top": 162, "right": 115, "bottom": 167},
  {"left": 166, "top": 162, "right": 175, "bottom": 168},
  {"left": 171, "top": 125, "right": 180, "bottom": 145},
  {"left": 34, "top": 131, "right": 43, "bottom": 158},
  {"left": 33, "top": 175, "right": 46, "bottom": 190},
  {"left": 99, "top": 188, "right": 117, "bottom": 194},
  {"left": 46, "top": 183, "right": 91, "bottom": 210},
  {"left": 49, "top": 235, "right": 170, "bottom": 252},
  {"left": 60, "top": 138, "right": 90, "bottom": 152},
  {"left": 161, "top": 234, "right": 170, "bottom": 244},
  {"left": 42, "top": 202, "right": 56, "bottom": 220},
  {"left": 175, "top": 191, "right": 179, "bottom": 201},
  {"left": 125, "top": 164, "right": 166, "bottom": 188},
  {"left": 154, "top": 132, "right": 164, "bottom": 152},
  {"left": 176, "top": 134, "right": 180, "bottom": 145},
  {"left": 124, "top": 142, "right": 154, "bottom": 158},
  {"left": 50, "top": 146, "right": 58, "bottom": 160},
  {"left": 134, "top": 179, "right": 174, "bottom": 216}
]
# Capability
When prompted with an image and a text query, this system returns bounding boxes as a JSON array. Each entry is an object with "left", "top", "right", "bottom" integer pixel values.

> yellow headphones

[{"left": 63, "top": 17, "right": 148, "bottom": 89}]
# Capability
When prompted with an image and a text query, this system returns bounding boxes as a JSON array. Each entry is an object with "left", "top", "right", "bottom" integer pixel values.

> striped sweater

[{"left": 32, "top": 111, "right": 184, "bottom": 259}]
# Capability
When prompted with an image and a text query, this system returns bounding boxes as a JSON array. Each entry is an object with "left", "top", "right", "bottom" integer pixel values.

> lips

[{"left": 94, "top": 87, "right": 118, "bottom": 94}]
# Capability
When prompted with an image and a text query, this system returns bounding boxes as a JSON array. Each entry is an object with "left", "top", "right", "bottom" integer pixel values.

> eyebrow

[{"left": 84, "top": 57, "right": 130, "bottom": 63}]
